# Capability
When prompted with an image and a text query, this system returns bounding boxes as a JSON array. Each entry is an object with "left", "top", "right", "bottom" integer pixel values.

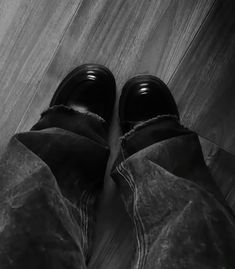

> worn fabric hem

[
  {"left": 41, "top": 105, "right": 106, "bottom": 123},
  {"left": 120, "top": 114, "right": 180, "bottom": 141}
]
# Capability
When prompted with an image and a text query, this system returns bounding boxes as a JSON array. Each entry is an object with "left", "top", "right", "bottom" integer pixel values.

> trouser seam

[{"left": 116, "top": 163, "right": 148, "bottom": 269}]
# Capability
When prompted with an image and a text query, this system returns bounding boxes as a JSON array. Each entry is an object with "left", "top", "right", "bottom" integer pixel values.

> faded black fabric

[
  {"left": 1, "top": 105, "right": 235, "bottom": 269},
  {"left": 0, "top": 105, "right": 110, "bottom": 269},
  {"left": 112, "top": 116, "right": 235, "bottom": 269}
]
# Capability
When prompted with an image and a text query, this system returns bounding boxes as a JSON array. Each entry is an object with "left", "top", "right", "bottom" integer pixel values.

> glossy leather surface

[
  {"left": 50, "top": 64, "right": 116, "bottom": 123},
  {"left": 119, "top": 75, "right": 179, "bottom": 132}
]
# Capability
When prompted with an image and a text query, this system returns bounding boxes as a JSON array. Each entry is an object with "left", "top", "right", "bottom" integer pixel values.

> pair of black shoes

[{"left": 50, "top": 64, "right": 179, "bottom": 133}]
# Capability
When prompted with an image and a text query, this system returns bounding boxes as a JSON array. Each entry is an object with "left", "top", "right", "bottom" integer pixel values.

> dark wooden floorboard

[
  {"left": 135, "top": 0, "right": 216, "bottom": 84},
  {"left": 169, "top": 0, "right": 235, "bottom": 155},
  {"left": 0, "top": 0, "right": 83, "bottom": 153},
  {"left": 15, "top": 0, "right": 214, "bottom": 135}
]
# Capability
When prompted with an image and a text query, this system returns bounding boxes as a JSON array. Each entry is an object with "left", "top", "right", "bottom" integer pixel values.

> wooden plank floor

[
  {"left": 0, "top": 0, "right": 83, "bottom": 153},
  {"left": 0, "top": 0, "right": 235, "bottom": 268},
  {"left": 169, "top": 0, "right": 235, "bottom": 155},
  {"left": 14, "top": 0, "right": 214, "bottom": 134}
]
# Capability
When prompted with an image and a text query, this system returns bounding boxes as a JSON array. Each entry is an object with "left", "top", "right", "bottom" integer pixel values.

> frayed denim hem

[
  {"left": 120, "top": 114, "right": 181, "bottom": 141},
  {"left": 41, "top": 105, "right": 106, "bottom": 123}
]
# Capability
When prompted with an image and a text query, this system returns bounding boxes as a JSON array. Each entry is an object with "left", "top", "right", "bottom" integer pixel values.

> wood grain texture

[
  {"left": 15, "top": 0, "right": 214, "bottom": 134},
  {"left": 0, "top": 0, "right": 82, "bottom": 152},
  {"left": 135, "top": 0, "right": 216, "bottom": 83},
  {"left": 169, "top": 0, "right": 235, "bottom": 155}
]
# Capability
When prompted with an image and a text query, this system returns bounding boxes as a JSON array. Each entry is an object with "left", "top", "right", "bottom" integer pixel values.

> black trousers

[{"left": 0, "top": 105, "right": 234, "bottom": 269}]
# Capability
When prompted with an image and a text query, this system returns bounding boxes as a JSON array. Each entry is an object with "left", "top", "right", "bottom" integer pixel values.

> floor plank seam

[
  {"left": 14, "top": 0, "right": 84, "bottom": 134},
  {"left": 167, "top": 0, "right": 218, "bottom": 86}
]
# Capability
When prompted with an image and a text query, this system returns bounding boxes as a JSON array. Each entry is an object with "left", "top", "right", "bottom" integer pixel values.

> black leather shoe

[
  {"left": 50, "top": 64, "right": 116, "bottom": 124},
  {"left": 119, "top": 75, "right": 179, "bottom": 133}
]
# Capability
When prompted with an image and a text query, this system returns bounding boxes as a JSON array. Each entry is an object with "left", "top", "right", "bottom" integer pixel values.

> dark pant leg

[
  {"left": 111, "top": 115, "right": 235, "bottom": 269},
  {"left": 0, "top": 105, "right": 109, "bottom": 269}
]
